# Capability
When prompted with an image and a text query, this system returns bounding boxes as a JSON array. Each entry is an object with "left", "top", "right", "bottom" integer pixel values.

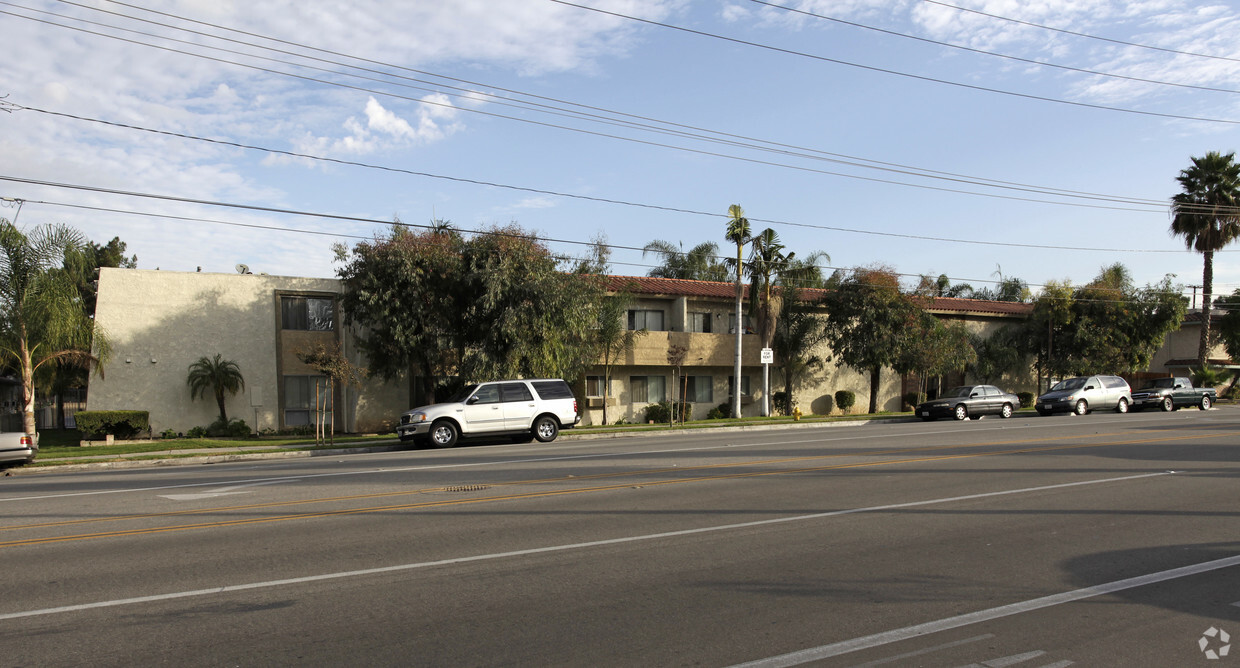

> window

[
  {"left": 585, "top": 376, "right": 605, "bottom": 398},
  {"left": 282, "top": 296, "right": 335, "bottom": 331},
  {"left": 728, "top": 314, "right": 753, "bottom": 334},
  {"left": 630, "top": 376, "right": 666, "bottom": 403},
  {"left": 499, "top": 382, "right": 533, "bottom": 402},
  {"left": 688, "top": 312, "right": 712, "bottom": 333},
  {"left": 627, "top": 309, "right": 665, "bottom": 331},
  {"left": 532, "top": 380, "right": 575, "bottom": 400},
  {"left": 681, "top": 376, "right": 713, "bottom": 403},
  {"left": 284, "top": 375, "right": 330, "bottom": 426},
  {"left": 727, "top": 375, "right": 751, "bottom": 398},
  {"left": 470, "top": 384, "right": 501, "bottom": 404}
]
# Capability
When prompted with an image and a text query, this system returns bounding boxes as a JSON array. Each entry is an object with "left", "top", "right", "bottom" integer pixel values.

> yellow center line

[
  {"left": 2, "top": 429, "right": 1234, "bottom": 549},
  {"left": 1, "top": 428, "right": 1140, "bottom": 533}
]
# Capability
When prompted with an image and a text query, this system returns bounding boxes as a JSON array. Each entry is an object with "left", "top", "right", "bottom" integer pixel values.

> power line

[
  {"left": 547, "top": 0, "right": 1240, "bottom": 125},
  {"left": 921, "top": 0, "right": 1240, "bottom": 64},
  {"left": 0, "top": 2, "right": 1172, "bottom": 209},
  {"left": 11, "top": 194, "right": 1222, "bottom": 305},
  {"left": 7, "top": 108, "right": 1221, "bottom": 253},
  {"left": 747, "top": 0, "right": 1240, "bottom": 96}
]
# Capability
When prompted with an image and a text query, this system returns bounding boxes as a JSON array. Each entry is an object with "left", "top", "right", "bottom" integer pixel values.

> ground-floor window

[
  {"left": 284, "top": 375, "right": 331, "bottom": 426},
  {"left": 728, "top": 375, "right": 751, "bottom": 398},
  {"left": 586, "top": 375, "right": 605, "bottom": 397},
  {"left": 630, "top": 375, "right": 666, "bottom": 403},
  {"left": 681, "top": 375, "right": 713, "bottom": 403}
]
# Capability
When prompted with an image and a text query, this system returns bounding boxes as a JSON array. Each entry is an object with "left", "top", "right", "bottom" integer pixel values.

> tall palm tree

[
  {"left": 725, "top": 204, "right": 751, "bottom": 418},
  {"left": 0, "top": 221, "right": 105, "bottom": 440},
  {"left": 1170, "top": 151, "right": 1240, "bottom": 365},
  {"left": 187, "top": 354, "right": 246, "bottom": 423}
]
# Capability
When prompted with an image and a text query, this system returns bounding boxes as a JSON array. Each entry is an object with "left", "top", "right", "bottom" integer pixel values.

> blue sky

[{"left": 2, "top": 0, "right": 1239, "bottom": 300}]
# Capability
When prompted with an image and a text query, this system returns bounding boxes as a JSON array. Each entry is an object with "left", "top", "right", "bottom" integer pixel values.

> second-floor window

[
  {"left": 688, "top": 312, "right": 712, "bottom": 333},
  {"left": 628, "top": 309, "right": 665, "bottom": 331},
  {"left": 282, "top": 296, "right": 335, "bottom": 331}
]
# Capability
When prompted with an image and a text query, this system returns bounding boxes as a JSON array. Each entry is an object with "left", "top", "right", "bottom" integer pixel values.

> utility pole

[{"left": 1188, "top": 285, "right": 1201, "bottom": 310}]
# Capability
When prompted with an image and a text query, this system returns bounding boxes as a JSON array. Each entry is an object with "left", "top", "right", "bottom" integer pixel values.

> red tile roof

[{"left": 603, "top": 275, "right": 1033, "bottom": 317}]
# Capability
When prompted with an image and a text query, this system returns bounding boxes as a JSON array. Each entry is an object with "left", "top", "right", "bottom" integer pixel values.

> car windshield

[
  {"left": 1050, "top": 378, "right": 1087, "bottom": 392},
  {"left": 447, "top": 384, "right": 479, "bottom": 403},
  {"left": 944, "top": 386, "right": 976, "bottom": 398}
]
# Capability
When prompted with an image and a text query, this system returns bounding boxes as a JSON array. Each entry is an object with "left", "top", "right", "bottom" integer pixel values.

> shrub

[
  {"left": 159, "top": 428, "right": 178, "bottom": 439},
  {"left": 706, "top": 405, "right": 726, "bottom": 420},
  {"left": 73, "top": 410, "right": 150, "bottom": 439},
  {"left": 187, "top": 426, "right": 208, "bottom": 438},
  {"left": 1017, "top": 392, "right": 1035, "bottom": 408},
  {"left": 643, "top": 402, "right": 671, "bottom": 423},
  {"left": 903, "top": 392, "right": 926, "bottom": 410},
  {"left": 834, "top": 390, "right": 856, "bottom": 413},
  {"left": 771, "top": 391, "right": 791, "bottom": 416},
  {"left": 206, "top": 418, "right": 252, "bottom": 438}
]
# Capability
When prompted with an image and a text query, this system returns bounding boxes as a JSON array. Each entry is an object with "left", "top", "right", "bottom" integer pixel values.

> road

[{"left": 2, "top": 409, "right": 1238, "bottom": 667}]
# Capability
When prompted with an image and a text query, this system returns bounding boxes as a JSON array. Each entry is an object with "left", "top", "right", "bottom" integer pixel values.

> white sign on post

[{"left": 760, "top": 347, "right": 774, "bottom": 364}]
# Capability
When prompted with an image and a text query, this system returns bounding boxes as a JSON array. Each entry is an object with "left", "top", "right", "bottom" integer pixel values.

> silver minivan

[{"left": 1036, "top": 375, "right": 1132, "bottom": 416}]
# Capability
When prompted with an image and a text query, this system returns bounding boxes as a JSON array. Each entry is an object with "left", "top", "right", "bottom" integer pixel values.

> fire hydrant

[{"left": 792, "top": 405, "right": 802, "bottom": 421}]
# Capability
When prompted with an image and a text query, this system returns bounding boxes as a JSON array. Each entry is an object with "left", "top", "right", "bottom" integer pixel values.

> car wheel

[
  {"left": 533, "top": 415, "right": 559, "bottom": 443},
  {"left": 953, "top": 404, "right": 968, "bottom": 421},
  {"left": 1073, "top": 399, "right": 1088, "bottom": 416},
  {"left": 428, "top": 420, "right": 458, "bottom": 448},
  {"left": 1000, "top": 403, "right": 1013, "bottom": 419},
  {"left": 1161, "top": 397, "right": 1174, "bottom": 412},
  {"left": 1114, "top": 398, "right": 1129, "bottom": 414},
  {"left": 1200, "top": 395, "right": 1212, "bottom": 410}
]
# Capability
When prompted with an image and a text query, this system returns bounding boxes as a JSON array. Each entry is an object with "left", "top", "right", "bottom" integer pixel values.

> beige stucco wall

[{"left": 89, "top": 268, "right": 409, "bottom": 435}]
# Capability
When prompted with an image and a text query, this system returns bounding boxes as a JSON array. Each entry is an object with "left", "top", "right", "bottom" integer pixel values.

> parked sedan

[{"left": 916, "top": 385, "right": 1020, "bottom": 421}]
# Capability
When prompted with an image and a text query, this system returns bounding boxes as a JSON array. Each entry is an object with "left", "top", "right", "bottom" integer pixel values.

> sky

[{"left": 2, "top": 0, "right": 1240, "bottom": 302}]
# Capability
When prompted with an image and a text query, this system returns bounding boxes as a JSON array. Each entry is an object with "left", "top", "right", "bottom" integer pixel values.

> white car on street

[{"left": 396, "top": 379, "right": 580, "bottom": 448}]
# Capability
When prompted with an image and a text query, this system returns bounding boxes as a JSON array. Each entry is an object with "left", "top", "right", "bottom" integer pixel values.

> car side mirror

[
  {"left": 466, "top": 396, "right": 479, "bottom": 405},
  {"left": 1174, "top": 384, "right": 1184, "bottom": 389},
  {"left": 1084, "top": 385, "right": 1095, "bottom": 391},
  {"left": 970, "top": 393, "right": 979, "bottom": 398}
]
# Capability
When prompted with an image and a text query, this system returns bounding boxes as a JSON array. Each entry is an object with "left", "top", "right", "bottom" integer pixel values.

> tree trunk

[
  {"left": 1199, "top": 250, "right": 1214, "bottom": 366},
  {"left": 216, "top": 391, "right": 228, "bottom": 423},
  {"left": 868, "top": 365, "right": 881, "bottom": 414},
  {"left": 20, "top": 338, "right": 37, "bottom": 440}
]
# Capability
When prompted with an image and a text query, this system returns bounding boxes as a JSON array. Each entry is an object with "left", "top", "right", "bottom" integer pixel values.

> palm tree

[
  {"left": 725, "top": 204, "right": 751, "bottom": 418},
  {"left": 187, "top": 354, "right": 246, "bottom": 423},
  {"left": 641, "top": 240, "right": 727, "bottom": 281},
  {"left": 0, "top": 221, "right": 105, "bottom": 440},
  {"left": 1171, "top": 151, "right": 1240, "bottom": 365}
]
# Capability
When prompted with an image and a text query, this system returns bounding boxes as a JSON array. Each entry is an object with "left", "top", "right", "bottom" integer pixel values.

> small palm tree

[
  {"left": 1170, "top": 151, "right": 1240, "bottom": 365},
  {"left": 187, "top": 354, "right": 245, "bottom": 423}
]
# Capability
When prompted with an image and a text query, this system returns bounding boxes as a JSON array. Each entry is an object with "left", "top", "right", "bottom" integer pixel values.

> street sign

[{"left": 760, "top": 347, "right": 773, "bottom": 364}]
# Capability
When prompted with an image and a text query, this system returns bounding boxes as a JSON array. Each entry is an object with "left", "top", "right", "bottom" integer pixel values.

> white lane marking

[
  {"left": 0, "top": 472, "right": 1172, "bottom": 621},
  {"left": 982, "top": 650, "right": 1047, "bottom": 666},
  {"left": 0, "top": 417, "right": 1184, "bottom": 503},
  {"left": 159, "top": 480, "right": 290, "bottom": 501},
  {"left": 731, "top": 558, "right": 1240, "bottom": 667},
  {"left": 847, "top": 633, "right": 992, "bottom": 667}
]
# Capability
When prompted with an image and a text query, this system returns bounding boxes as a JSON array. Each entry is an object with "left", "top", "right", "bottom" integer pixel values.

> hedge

[{"left": 73, "top": 410, "right": 150, "bottom": 439}]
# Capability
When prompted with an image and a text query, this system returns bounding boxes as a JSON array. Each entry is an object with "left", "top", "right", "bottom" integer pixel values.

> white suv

[{"left": 396, "top": 379, "right": 580, "bottom": 448}]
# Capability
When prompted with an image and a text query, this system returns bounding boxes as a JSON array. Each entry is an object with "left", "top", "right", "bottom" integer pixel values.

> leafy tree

[
  {"left": 572, "top": 233, "right": 612, "bottom": 275},
  {"left": 186, "top": 354, "right": 245, "bottom": 424},
  {"left": 335, "top": 222, "right": 604, "bottom": 403},
  {"left": 967, "top": 326, "right": 1027, "bottom": 385},
  {"left": 642, "top": 240, "right": 728, "bottom": 281},
  {"left": 0, "top": 221, "right": 107, "bottom": 439},
  {"left": 1025, "top": 279, "right": 1076, "bottom": 390},
  {"left": 1170, "top": 151, "right": 1240, "bottom": 365},
  {"left": 592, "top": 289, "right": 646, "bottom": 425},
  {"left": 725, "top": 204, "right": 752, "bottom": 418},
  {"left": 296, "top": 342, "right": 366, "bottom": 445},
  {"left": 894, "top": 311, "right": 976, "bottom": 399},
  {"left": 1216, "top": 289, "right": 1240, "bottom": 395},
  {"left": 821, "top": 266, "right": 922, "bottom": 413},
  {"left": 1026, "top": 265, "right": 1185, "bottom": 381}
]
